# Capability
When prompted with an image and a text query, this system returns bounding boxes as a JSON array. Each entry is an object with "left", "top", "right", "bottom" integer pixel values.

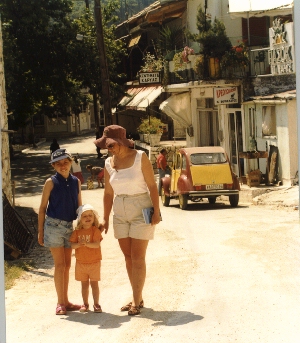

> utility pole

[{"left": 94, "top": 0, "right": 112, "bottom": 126}]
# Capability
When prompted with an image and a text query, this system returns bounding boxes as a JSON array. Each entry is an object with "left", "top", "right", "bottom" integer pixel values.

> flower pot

[
  {"left": 144, "top": 134, "right": 150, "bottom": 144},
  {"left": 169, "top": 61, "right": 175, "bottom": 73},
  {"left": 149, "top": 133, "right": 162, "bottom": 146},
  {"left": 209, "top": 57, "right": 220, "bottom": 78}
]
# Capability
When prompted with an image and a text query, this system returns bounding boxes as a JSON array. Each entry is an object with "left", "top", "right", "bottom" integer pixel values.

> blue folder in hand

[{"left": 142, "top": 207, "right": 162, "bottom": 224}]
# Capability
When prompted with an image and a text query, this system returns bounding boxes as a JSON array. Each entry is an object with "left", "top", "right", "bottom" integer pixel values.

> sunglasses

[{"left": 52, "top": 149, "right": 70, "bottom": 158}]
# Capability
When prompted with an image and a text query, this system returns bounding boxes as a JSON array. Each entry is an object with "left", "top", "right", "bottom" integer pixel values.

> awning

[
  {"left": 126, "top": 86, "right": 162, "bottom": 111},
  {"left": 247, "top": 89, "right": 296, "bottom": 103},
  {"left": 159, "top": 92, "right": 191, "bottom": 127},
  {"left": 118, "top": 87, "right": 143, "bottom": 107},
  {"left": 228, "top": 0, "right": 293, "bottom": 18},
  {"left": 128, "top": 34, "right": 141, "bottom": 48}
]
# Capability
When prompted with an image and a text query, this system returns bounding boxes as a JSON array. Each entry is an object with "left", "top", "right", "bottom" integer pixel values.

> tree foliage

[
  {"left": 0, "top": 0, "right": 126, "bottom": 129},
  {"left": 190, "top": 6, "right": 232, "bottom": 59},
  {"left": 0, "top": 0, "right": 82, "bottom": 128}
]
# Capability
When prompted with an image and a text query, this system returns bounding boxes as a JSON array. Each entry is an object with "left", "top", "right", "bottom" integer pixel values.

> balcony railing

[
  {"left": 249, "top": 48, "right": 271, "bottom": 76},
  {"left": 166, "top": 46, "right": 294, "bottom": 84}
]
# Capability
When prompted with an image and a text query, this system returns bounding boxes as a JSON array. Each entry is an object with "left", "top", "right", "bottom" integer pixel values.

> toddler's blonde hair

[{"left": 75, "top": 208, "right": 100, "bottom": 230}]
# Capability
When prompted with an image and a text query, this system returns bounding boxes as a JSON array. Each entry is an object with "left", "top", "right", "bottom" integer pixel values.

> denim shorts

[
  {"left": 113, "top": 192, "right": 155, "bottom": 240},
  {"left": 44, "top": 216, "right": 74, "bottom": 248}
]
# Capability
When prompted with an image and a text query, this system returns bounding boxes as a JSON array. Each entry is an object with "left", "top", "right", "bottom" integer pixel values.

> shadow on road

[
  {"left": 63, "top": 308, "right": 203, "bottom": 328},
  {"left": 11, "top": 150, "right": 105, "bottom": 197}
]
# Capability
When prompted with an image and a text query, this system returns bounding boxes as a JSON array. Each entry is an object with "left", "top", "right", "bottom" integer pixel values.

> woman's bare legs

[
  {"left": 50, "top": 247, "right": 72, "bottom": 305},
  {"left": 118, "top": 238, "right": 149, "bottom": 307}
]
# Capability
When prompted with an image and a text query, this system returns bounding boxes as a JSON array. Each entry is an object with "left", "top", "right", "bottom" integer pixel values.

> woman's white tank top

[{"left": 105, "top": 150, "right": 148, "bottom": 195}]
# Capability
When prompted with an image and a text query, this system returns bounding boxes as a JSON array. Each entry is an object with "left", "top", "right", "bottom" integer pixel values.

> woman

[{"left": 94, "top": 125, "right": 161, "bottom": 316}]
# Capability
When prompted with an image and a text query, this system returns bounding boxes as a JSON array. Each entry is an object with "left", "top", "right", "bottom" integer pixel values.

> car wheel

[
  {"left": 179, "top": 193, "right": 188, "bottom": 210},
  {"left": 161, "top": 188, "right": 170, "bottom": 207},
  {"left": 208, "top": 196, "right": 217, "bottom": 204},
  {"left": 229, "top": 194, "right": 239, "bottom": 207}
]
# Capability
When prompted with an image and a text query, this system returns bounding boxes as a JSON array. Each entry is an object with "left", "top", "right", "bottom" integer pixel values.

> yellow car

[{"left": 160, "top": 146, "right": 240, "bottom": 210}]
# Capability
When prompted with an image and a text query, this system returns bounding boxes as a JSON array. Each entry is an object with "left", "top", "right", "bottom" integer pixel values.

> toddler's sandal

[
  {"left": 79, "top": 304, "right": 89, "bottom": 312},
  {"left": 56, "top": 304, "right": 66, "bottom": 315},
  {"left": 93, "top": 304, "right": 102, "bottom": 313}
]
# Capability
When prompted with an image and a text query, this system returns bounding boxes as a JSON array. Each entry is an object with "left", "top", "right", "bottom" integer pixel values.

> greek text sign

[
  {"left": 139, "top": 72, "right": 161, "bottom": 84},
  {"left": 214, "top": 87, "right": 238, "bottom": 105}
]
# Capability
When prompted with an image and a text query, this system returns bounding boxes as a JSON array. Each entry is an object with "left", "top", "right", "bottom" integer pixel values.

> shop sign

[
  {"left": 139, "top": 72, "right": 161, "bottom": 84},
  {"left": 214, "top": 87, "right": 238, "bottom": 105}
]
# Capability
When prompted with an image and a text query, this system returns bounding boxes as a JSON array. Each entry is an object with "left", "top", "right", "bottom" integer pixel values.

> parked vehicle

[{"left": 160, "top": 146, "right": 240, "bottom": 210}]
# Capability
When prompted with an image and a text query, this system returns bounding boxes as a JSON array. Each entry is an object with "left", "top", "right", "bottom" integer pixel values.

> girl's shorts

[
  {"left": 75, "top": 261, "right": 101, "bottom": 282},
  {"left": 43, "top": 216, "right": 73, "bottom": 248},
  {"left": 113, "top": 192, "right": 155, "bottom": 240}
]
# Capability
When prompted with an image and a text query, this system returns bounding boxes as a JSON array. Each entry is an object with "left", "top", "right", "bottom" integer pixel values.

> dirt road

[{"left": 4, "top": 134, "right": 300, "bottom": 343}]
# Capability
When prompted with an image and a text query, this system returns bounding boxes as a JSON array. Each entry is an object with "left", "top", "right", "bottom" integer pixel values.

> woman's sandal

[
  {"left": 128, "top": 305, "right": 141, "bottom": 316},
  {"left": 79, "top": 304, "right": 89, "bottom": 312},
  {"left": 56, "top": 304, "right": 66, "bottom": 315},
  {"left": 120, "top": 300, "right": 144, "bottom": 312},
  {"left": 66, "top": 303, "right": 81, "bottom": 311},
  {"left": 93, "top": 304, "right": 102, "bottom": 313}
]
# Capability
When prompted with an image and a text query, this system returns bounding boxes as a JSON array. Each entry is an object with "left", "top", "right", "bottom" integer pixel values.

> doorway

[{"left": 227, "top": 110, "right": 243, "bottom": 176}]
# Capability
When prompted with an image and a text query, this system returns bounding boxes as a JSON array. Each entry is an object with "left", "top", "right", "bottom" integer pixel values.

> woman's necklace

[{"left": 112, "top": 155, "right": 120, "bottom": 172}]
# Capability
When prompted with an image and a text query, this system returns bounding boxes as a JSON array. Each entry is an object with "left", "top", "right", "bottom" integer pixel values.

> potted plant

[
  {"left": 171, "top": 46, "right": 195, "bottom": 78},
  {"left": 193, "top": 54, "right": 205, "bottom": 79},
  {"left": 140, "top": 52, "right": 164, "bottom": 73},
  {"left": 188, "top": 6, "right": 232, "bottom": 78},
  {"left": 137, "top": 116, "right": 164, "bottom": 146},
  {"left": 182, "top": 46, "right": 195, "bottom": 62},
  {"left": 220, "top": 40, "right": 249, "bottom": 78}
]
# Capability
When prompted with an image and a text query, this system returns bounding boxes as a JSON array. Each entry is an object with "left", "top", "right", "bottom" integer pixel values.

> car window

[
  {"left": 190, "top": 153, "right": 227, "bottom": 164},
  {"left": 176, "top": 154, "right": 181, "bottom": 169},
  {"left": 182, "top": 155, "right": 186, "bottom": 170}
]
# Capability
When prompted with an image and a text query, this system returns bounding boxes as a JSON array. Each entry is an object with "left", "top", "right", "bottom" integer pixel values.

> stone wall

[{"left": 244, "top": 74, "right": 296, "bottom": 99}]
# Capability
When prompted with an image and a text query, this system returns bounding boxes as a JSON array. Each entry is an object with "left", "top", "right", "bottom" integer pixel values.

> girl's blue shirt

[{"left": 46, "top": 172, "right": 79, "bottom": 222}]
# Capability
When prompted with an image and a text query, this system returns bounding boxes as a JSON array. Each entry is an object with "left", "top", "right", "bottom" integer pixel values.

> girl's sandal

[
  {"left": 56, "top": 304, "right": 66, "bottom": 315},
  {"left": 128, "top": 305, "right": 141, "bottom": 316},
  {"left": 121, "top": 300, "right": 144, "bottom": 312}
]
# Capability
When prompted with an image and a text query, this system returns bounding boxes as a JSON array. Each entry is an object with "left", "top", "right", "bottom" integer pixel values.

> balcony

[{"left": 166, "top": 45, "right": 295, "bottom": 84}]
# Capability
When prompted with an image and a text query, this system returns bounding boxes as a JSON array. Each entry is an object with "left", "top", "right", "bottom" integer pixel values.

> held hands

[{"left": 98, "top": 220, "right": 108, "bottom": 234}]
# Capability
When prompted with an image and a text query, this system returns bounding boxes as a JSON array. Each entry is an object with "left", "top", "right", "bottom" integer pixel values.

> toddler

[
  {"left": 70, "top": 204, "right": 103, "bottom": 313},
  {"left": 86, "top": 164, "right": 104, "bottom": 188}
]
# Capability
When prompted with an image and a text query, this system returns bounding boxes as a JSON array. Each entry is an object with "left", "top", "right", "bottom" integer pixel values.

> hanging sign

[
  {"left": 214, "top": 87, "right": 238, "bottom": 105},
  {"left": 139, "top": 72, "right": 161, "bottom": 84}
]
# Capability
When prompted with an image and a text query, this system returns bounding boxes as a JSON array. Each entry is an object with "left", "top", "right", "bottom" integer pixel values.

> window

[
  {"left": 190, "top": 153, "right": 226, "bottom": 165},
  {"left": 262, "top": 106, "right": 276, "bottom": 136},
  {"left": 182, "top": 155, "right": 187, "bottom": 170}
]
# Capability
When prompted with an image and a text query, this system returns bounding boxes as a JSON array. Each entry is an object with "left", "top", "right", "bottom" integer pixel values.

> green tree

[
  {"left": 70, "top": 0, "right": 127, "bottom": 119},
  {"left": 0, "top": 0, "right": 85, "bottom": 128},
  {"left": 1, "top": 0, "right": 126, "bottom": 130}
]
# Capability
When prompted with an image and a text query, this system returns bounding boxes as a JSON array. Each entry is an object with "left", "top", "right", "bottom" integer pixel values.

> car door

[{"left": 170, "top": 152, "right": 182, "bottom": 193}]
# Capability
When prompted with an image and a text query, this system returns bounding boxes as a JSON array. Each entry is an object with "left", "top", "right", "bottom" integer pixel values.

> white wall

[
  {"left": 254, "top": 101, "right": 297, "bottom": 185},
  {"left": 187, "top": 0, "right": 243, "bottom": 45}
]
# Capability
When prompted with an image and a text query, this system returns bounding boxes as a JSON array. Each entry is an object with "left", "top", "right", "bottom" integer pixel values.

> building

[{"left": 114, "top": 0, "right": 296, "bottom": 186}]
